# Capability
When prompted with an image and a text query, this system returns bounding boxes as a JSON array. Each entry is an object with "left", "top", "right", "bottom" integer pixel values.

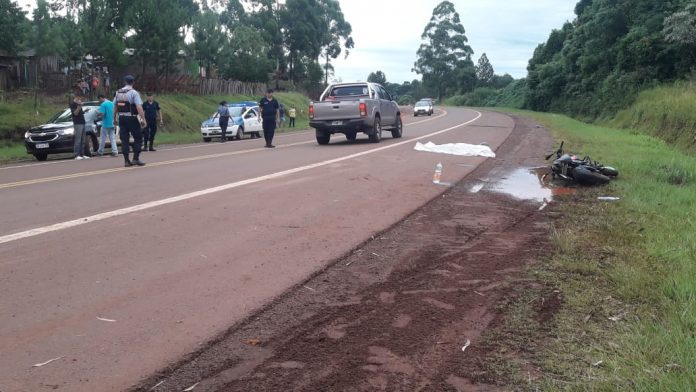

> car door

[
  {"left": 243, "top": 108, "right": 261, "bottom": 132},
  {"left": 377, "top": 86, "right": 396, "bottom": 125}
]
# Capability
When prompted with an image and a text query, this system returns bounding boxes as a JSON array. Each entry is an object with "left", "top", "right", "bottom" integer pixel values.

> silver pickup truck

[{"left": 309, "top": 82, "right": 403, "bottom": 145}]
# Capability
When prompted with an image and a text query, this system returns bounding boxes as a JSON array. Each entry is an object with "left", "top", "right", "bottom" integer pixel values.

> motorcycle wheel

[{"left": 573, "top": 166, "right": 611, "bottom": 185}]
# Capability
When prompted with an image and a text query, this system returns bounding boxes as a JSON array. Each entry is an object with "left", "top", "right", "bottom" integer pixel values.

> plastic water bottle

[{"left": 433, "top": 162, "right": 443, "bottom": 184}]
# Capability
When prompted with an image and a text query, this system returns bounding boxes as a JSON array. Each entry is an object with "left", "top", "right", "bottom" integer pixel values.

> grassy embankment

[
  {"left": 0, "top": 91, "right": 311, "bottom": 162},
  {"left": 482, "top": 109, "right": 695, "bottom": 390},
  {"left": 606, "top": 80, "right": 696, "bottom": 155}
]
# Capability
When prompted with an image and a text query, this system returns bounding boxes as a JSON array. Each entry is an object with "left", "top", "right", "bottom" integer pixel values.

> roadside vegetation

[
  {"left": 0, "top": 91, "right": 310, "bottom": 163},
  {"left": 607, "top": 81, "right": 696, "bottom": 155},
  {"left": 484, "top": 110, "right": 696, "bottom": 390}
]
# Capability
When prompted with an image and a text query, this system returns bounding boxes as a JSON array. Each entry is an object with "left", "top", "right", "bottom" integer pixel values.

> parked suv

[{"left": 24, "top": 102, "right": 103, "bottom": 161}]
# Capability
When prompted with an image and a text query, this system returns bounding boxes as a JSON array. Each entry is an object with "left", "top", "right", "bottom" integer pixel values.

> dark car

[{"left": 24, "top": 102, "right": 103, "bottom": 161}]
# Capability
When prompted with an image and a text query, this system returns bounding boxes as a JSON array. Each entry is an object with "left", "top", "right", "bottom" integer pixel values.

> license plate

[
  {"left": 36, "top": 143, "right": 49, "bottom": 149},
  {"left": 331, "top": 121, "right": 343, "bottom": 126}
]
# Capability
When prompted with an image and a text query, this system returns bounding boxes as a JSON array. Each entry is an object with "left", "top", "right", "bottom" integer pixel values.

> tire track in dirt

[{"left": 131, "top": 113, "right": 553, "bottom": 392}]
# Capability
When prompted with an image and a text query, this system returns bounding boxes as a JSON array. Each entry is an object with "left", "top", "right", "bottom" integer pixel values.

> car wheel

[
  {"left": 255, "top": 132, "right": 262, "bottom": 138},
  {"left": 236, "top": 127, "right": 244, "bottom": 140},
  {"left": 346, "top": 131, "right": 357, "bottom": 142},
  {"left": 203, "top": 137, "right": 211, "bottom": 143},
  {"left": 391, "top": 115, "right": 403, "bottom": 139},
  {"left": 84, "top": 135, "right": 96, "bottom": 157},
  {"left": 414, "top": 113, "right": 418, "bottom": 117},
  {"left": 316, "top": 131, "right": 330, "bottom": 145},
  {"left": 34, "top": 152, "right": 48, "bottom": 161},
  {"left": 368, "top": 116, "right": 382, "bottom": 143}
]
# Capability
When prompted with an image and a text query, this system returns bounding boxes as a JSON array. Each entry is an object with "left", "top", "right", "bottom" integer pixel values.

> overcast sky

[
  {"left": 14, "top": 0, "right": 578, "bottom": 83},
  {"left": 332, "top": 0, "right": 578, "bottom": 83}
]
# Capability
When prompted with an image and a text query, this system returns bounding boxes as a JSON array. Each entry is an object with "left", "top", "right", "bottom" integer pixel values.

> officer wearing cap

[
  {"left": 113, "top": 75, "right": 146, "bottom": 167},
  {"left": 259, "top": 88, "right": 280, "bottom": 148}
]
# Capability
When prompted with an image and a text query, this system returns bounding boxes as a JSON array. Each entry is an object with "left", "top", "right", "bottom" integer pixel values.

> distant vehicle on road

[
  {"left": 200, "top": 102, "right": 262, "bottom": 142},
  {"left": 413, "top": 100, "right": 434, "bottom": 116},
  {"left": 309, "top": 82, "right": 402, "bottom": 145},
  {"left": 25, "top": 102, "right": 104, "bottom": 161}
]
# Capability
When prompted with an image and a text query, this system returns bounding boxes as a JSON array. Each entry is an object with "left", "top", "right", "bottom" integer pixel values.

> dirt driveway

[{"left": 132, "top": 115, "right": 553, "bottom": 392}]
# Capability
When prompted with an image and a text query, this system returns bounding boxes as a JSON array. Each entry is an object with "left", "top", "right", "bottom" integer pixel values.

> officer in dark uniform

[
  {"left": 113, "top": 75, "right": 146, "bottom": 167},
  {"left": 259, "top": 88, "right": 280, "bottom": 148},
  {"left": 142, "top": 93, "right": 163, "bottom": 151}
]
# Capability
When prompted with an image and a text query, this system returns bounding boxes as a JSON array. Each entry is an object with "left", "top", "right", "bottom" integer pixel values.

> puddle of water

[{"left": 486, "top": 168, "right": 575, "bottom": 203}]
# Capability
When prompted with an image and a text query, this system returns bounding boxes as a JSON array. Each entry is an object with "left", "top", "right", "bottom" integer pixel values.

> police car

[{"left": 200, "top": 101, "right": 263, "bottom": 142}]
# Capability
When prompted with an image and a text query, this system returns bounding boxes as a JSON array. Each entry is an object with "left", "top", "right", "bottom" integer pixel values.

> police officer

[
  {"left": 142, "top": 92, "right": 163, "bottom": 151},
  {"left": 259, "top": 88, "right": 280, "bottom": 148},
  {"left": 113, "top": 75, "right": 146, "bottom": 167}
]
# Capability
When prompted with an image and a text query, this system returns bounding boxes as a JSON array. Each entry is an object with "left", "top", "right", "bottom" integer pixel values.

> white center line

[
  {"left": 0, "top": 110, "right": 480, "bottom": 245},
  {"left": 0, "top": 110, "right": 445, "bottom": 171}
]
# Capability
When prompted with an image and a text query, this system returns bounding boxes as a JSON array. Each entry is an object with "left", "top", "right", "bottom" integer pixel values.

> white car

[
  {"left": 414, "top": 100, "right": 434, "bottom": 116},
  {"left": 201, "top": 103, "right": 263, "bottom": 142}
]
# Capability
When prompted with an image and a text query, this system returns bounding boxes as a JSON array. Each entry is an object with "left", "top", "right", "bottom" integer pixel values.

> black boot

[
  {"left": 148, "top": 142, "right": 156, "bottom": 151},
  {"left": 124, "top": 158, "right": 133, "bottom": 167},
  {"left": 131, "top": 155, "right": 145, "bottom": 166}
]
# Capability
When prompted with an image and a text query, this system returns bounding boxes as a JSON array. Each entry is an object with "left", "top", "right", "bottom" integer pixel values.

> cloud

[{"left": 333, "top": 0, "right": 578, "bottom": 83}]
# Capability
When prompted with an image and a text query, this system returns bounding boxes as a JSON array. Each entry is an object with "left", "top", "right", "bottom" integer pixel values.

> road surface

[{"left": 0, "top": 108, "right": 514, "bottom": 391}]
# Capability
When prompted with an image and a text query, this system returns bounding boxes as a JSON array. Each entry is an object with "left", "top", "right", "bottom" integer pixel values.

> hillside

[{"left": 607, "top": 81, "right": 696, "bottom": 154}]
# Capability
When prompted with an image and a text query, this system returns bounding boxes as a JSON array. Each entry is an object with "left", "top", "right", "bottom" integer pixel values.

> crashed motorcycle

[{"left": 545, "top": 142, "right": 618, "bottom": 185}]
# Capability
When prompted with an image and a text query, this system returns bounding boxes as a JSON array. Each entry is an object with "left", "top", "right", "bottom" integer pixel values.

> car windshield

[
  {"left": 47, "top": 106, "right": 98, "bottom": 123},
  {"left": 48, "top": 109, "right": 73, "bottom": 123},
  {"left": 328, "top": 85, "right": 370, "bottom": 98},
  {"left": 415, "top": 101, "right": 429, "bottom": 107},
  {"left": 211, "top": 106, "right": 245, "bottom": 119},
  {"left": 229, "top": 107, "right": 244, "bottom": 117}
]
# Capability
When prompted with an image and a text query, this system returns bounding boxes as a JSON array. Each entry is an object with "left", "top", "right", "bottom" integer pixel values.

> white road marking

[
  {"left": 0, "top": 111, "right": 447, "bottom": 189},
  {"left": 0, "top": 110, "right": 445, "bottom": 171},
  {"left": 0, "top": 110, "right": 478, "bottom": 245}
]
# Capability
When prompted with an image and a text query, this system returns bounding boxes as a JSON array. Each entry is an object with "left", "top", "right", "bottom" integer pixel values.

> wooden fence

[{"left": 133, "top": 74, "right": 266, "bottom": 96}]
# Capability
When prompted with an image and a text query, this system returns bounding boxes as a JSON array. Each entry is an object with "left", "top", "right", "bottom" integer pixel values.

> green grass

[
  {"left": 606, "top": 80, "right": 696, "bottom": 155},
  {"left": 494, "top": 109, "right": 696, "bottom": 390},
  {"left": 0, "top": 93, "right": 65, "bottom": 141},
  {"left": 0, "top": 91, "right": 312, "bottom": 163}
]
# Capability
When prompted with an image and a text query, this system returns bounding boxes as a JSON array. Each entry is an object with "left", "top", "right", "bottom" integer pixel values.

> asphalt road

[{"left": 0, "top": 108, "right": 514, "bottom": 391}]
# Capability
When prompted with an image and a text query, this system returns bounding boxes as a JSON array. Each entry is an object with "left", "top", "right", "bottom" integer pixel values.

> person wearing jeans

[
  {"left": 70, "top": 95, "right": 89, "bottom": 160},
  {"left": 97, "top": 94, "right": 118, "bottom": 156}
]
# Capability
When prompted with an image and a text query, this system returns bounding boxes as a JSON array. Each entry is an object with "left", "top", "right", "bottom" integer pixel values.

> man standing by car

[
  {"left": 142, "top": 92, "right": 163, "bottom": 151},
  {"left": 97, "top": 94, "right": 118, "bottom": 157},
  {"left": 259, "top": 88, "right": 279, "bottom": 148},
  {"left": 113, "top": 75, "right": 146, "bottom": 167},
  {"left": 70, "top": 95, "right": 89, "bottom": 160}
]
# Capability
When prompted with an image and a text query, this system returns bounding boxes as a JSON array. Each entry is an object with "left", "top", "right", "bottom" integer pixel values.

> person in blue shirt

[
  {"left": 97, "top": 94, "right": 117, "bottom": 156},
  {"left": 217, "top": 101, "right": 230, "bottom": 142},
  {"left": 142, "top": 93, "right": 163, "bottom": 151}
]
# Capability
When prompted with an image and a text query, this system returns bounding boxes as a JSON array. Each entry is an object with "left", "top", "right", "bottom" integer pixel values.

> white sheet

[{"left": 414, "top": 141, "right": 496, "bottom": 158}]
